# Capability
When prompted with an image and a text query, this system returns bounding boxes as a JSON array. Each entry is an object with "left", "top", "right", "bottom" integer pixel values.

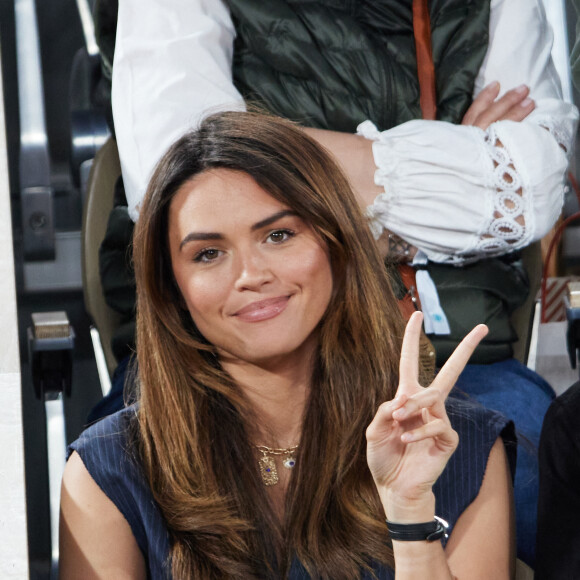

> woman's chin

[{"left": 217, "top": 336, "right": 316, "bottom": 369}]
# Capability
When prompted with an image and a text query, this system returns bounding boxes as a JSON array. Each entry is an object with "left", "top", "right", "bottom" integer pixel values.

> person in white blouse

[
  {"left": 112, "top": 0, "right": 577, "bottom": 268},
  {"left": 98, "top": 0, "right": 577, "bottom": 568}
]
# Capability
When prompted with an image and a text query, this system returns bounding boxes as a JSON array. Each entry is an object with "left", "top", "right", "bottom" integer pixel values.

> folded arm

[
  {"left": 113, "top": 0, "right": 577, "bottom": 264},
  {"left": 303, "top": 80, "right": 539, "bottom": 263},
  {"left": 362, "top": 0, "right": 577, "bottom": 264}
]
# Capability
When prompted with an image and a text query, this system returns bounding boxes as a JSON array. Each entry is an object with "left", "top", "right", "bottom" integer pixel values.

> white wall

[{"left": 0, "top": 41, "right": 29, "bottom": 579}]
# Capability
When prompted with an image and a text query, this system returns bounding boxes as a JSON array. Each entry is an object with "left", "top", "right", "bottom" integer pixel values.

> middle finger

[
  {"left": 473, "top": 85, "right": 531, "bottom": 130},
  {"left": 431, "top": 324, "right": 489, "bottom": 396}
]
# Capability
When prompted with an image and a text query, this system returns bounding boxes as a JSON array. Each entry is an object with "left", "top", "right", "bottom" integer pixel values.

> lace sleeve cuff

[{"left": 358, "top": 117, "right": 571, "bottom": 265}]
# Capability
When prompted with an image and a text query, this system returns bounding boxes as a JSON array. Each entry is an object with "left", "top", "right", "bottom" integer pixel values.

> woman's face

[{"left": 168, "top": 168, "right": 334, "bottom": 367}]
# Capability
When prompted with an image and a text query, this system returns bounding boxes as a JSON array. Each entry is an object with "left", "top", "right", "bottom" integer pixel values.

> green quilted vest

[{"left": 227, "top": 0, "right": 490, "bottom": 130}]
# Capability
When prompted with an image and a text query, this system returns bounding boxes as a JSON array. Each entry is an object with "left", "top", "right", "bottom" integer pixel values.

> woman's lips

[{"left": 233, "top": 296, "right": 291, "bottom": 322}]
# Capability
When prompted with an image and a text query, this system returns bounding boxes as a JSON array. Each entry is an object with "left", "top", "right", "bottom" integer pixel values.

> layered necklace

[{"left": 255, "top": 444, "right": 299, "bottom": 486}]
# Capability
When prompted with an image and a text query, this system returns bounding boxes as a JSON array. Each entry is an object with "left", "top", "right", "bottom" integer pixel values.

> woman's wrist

[{"left": 381, "top": 490, "right": 436, "bottom": 524}]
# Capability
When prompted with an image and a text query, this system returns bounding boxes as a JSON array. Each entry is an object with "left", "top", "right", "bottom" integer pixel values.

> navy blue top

[{"left": 69, "top": 395, "right": 515, "bottom": 579}]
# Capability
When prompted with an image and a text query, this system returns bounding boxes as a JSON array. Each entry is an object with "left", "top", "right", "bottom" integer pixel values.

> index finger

[
  {"left": 431, "top": 324, "right": 489, "bottom": 397},
  {"left": 397, "top": 311, "right": 424, "bottom": 395}
]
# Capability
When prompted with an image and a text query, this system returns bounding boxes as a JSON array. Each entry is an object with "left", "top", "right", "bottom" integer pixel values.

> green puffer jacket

[{"left": 228, "top": 0, "right": 490, "bottom": 129}]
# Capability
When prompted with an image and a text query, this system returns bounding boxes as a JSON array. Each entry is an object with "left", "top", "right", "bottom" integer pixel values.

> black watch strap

[{"left": 386, "top": 515, "right": 449, "bottom": 542}]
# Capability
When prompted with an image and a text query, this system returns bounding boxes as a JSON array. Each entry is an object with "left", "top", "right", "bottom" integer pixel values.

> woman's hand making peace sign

[{"left": 366, "top": 311, "right": 489, "bottom": 523}]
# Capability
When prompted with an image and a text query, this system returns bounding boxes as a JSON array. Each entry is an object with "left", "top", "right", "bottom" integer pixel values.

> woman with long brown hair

[{"left": 60, "top": 111, "right": 515, "bottom": 579}]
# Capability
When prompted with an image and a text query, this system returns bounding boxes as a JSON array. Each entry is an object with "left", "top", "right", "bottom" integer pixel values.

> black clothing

[{"left": 535, "top": 381, "right": 580, "bottom": 579}]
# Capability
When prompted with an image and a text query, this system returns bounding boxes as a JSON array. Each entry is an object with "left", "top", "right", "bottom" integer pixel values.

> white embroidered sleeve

[
  {"left": 112, "top": 0, "right": 244, "bottom": 221},
  {"left": 362, "top": 0, "right": 579, "bottom": 265},
  {"left": 360, "top": 115, "right": 572, "bottom": 265}
]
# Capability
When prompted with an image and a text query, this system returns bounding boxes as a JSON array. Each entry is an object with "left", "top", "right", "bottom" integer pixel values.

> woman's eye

[
  {"left": 267, "top": 229, "right": 294, "bottom": 244},
  {"left": 193, "top": 248, "right": 222, "bottom": 263}
]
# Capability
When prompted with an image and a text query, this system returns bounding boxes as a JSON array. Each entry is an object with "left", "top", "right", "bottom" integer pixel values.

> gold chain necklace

[{"left": 255, "top": 444, "right": 299, "bottom": 486}]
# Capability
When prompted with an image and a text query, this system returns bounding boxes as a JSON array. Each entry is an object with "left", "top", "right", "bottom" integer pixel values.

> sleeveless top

[{"left": 69, "top": 396, "right": 515, "bottom": 579}]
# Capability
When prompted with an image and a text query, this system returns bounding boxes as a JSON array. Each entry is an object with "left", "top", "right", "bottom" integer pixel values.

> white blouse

[{"left": 112, "top": 0, "right": 578, "bottom": 263}]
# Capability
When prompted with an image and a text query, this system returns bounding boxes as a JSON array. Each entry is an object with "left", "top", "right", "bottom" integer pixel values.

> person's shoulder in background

[{"left": 535, "top": 380, "right": 580, "bottom": 580}]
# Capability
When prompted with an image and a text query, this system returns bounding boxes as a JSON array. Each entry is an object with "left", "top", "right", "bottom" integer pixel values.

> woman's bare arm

[
  {"left": 445, "top": 437, "right": 516, "bottom": 579},
  {"left": 59, "top": 451, "right": 147, "bottom": 580},
  {"left": 383, "top": 439, "right": 514, "bottom": 579}
]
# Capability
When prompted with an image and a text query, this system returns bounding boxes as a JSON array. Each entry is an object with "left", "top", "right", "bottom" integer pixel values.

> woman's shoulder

[
  {"left": 69, "top": 405, "right": 139, "bottom": 467},
  {"left": 67, "top": 405, "right": 148, "bottom": 510},
  {"left": 68, "top": 406, "right": 170, "bottom": 569},
  {"left": 72, "top": 403, "right": 137, "bottom": 439},
  {"left": 69, "top": 407, "right": 140, "bottom": 502}
]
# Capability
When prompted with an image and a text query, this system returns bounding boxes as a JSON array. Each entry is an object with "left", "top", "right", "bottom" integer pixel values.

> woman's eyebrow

[
  {"left": 179, "top": 232, "right": 223, "bottom": 251},
  {"left": 179, "top": 210, "right": 298, "bottom": 251},
  {"left": 251, "top": 210, "right": 298, "bottom": 231}
]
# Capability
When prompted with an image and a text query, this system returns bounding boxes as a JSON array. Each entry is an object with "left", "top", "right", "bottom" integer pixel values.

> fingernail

[
  {"left": 485, "top": 81, "right": 499, "bottom": 91},
  {"left": 401, "top": 433, "right": 413, "bottom": 442},
  {"left": 520, "top": 97, "right": 533, "bottom": 107},
  {"left": 515, "top": 84, "right": 528, "bottom": 94}
]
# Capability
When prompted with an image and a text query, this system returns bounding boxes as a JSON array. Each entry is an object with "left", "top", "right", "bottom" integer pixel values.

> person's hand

[
  {"left": 461, "top": 82, "right": 535, "bottom": 130},
  {"left": 366, "top": 312, "right": 488, "bottom": 521}
]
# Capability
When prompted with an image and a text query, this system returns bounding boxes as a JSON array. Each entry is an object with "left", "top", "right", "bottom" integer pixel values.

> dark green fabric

[
  {"left": 227, "top": 0, "right": 490, "bottom": 130},
  {"left": 94, "top": 0, "right": 490, "bottom": 130},
  {"left": 388, "top": 258, "right": 529, "bottom": 365},
  {"left": 95, "top": 0, "right": 491, "bottom": 129},
  {"left": 427, "top": 259, "right": 529, "bottom": 365}
]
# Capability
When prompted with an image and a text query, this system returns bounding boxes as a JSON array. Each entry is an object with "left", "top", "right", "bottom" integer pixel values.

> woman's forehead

[{"left": 168, "top": 169, "right": 296, "bottom": 235}]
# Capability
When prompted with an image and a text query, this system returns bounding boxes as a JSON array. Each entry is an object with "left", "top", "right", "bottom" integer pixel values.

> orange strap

[
  {"left": 412, "top": 0, "right": 436, "bottom": 120},
  {"left": 396, "top": 1, "right": 435, "bottom": 319},
  {"left": 397, "top": 263, "right": 422, "bottom": 319}
]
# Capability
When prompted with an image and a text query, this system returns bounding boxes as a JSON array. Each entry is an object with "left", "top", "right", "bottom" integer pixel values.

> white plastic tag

[{"left": 413, "top": 252, "right": 451, "bottom": 335}]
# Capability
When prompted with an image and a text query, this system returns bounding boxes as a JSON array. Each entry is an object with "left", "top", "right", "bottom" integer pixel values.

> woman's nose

[{"left": 233, "top": 249, "right": 274, "bottom": 291}]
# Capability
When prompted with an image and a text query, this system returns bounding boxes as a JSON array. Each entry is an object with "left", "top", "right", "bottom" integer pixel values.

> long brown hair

[{"left": 133, "top": 111, "right": 406, "bottom": 578}]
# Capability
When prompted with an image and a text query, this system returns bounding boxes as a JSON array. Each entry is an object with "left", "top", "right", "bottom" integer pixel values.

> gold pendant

[{"left": 258, "top": 454, "right": 279, "bottom": 486}]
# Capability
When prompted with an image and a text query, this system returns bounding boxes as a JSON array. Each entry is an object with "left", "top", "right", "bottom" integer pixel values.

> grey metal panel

[
  {"left": 23, "top": 231, "right": 82, "bottom": 291},
  {"left": 15, "top": 0, "right": 55, "bottom": 260}
]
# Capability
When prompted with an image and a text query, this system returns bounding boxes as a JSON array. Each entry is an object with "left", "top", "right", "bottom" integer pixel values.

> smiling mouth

[{"left": 233, "top": 296, "right": 291, "bottom": 322}]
